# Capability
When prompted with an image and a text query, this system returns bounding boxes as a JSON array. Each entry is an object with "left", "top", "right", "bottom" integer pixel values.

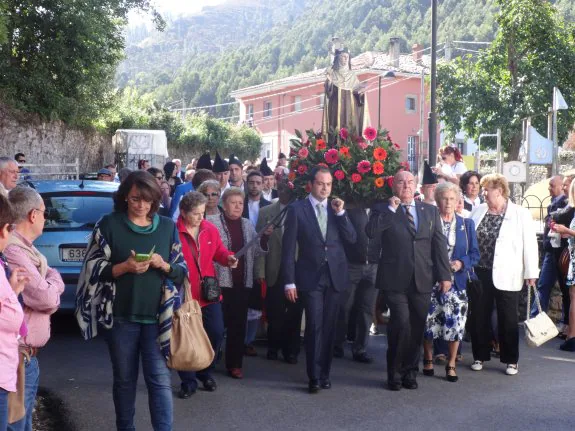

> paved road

[{"left": 41, "top": 315, "right": 574, "bottom": 431}]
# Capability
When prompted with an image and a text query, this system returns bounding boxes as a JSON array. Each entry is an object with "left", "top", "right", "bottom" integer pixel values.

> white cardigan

[{"left": 471, "top": 200, "right": 539, "bottom": 292}]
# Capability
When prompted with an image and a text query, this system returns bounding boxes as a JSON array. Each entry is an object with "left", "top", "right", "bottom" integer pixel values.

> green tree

[{"left": 438, "top": 0, "right": 575, "bottom": 160}]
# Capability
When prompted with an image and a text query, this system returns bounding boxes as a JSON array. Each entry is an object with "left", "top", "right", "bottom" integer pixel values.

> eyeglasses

[
  {"left": 128, "top": 196, "right": 152, "bottom": 204},
  {"left": 33, "top": 208, "right": 49, "bottom": 218},
  {"left": 202, "top": 192, "right": 220, "bottom": 198}
]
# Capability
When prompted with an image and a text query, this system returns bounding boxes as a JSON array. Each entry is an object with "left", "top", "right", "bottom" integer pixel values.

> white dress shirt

[{"left": 248, "top": 199, "right": 260, "bottom": 227}]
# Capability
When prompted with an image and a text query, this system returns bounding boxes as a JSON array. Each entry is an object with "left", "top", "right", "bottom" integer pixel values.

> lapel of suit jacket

[
  {"left": 415, "top": 201, "right": 426, "bottom": 237},
  {"left": 304, "top": 198, "right": 326, "bottom": 243}
]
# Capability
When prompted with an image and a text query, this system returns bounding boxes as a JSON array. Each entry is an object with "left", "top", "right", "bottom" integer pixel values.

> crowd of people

[{"left": 1, "top": 146, "right": 575, "bottom": 430}]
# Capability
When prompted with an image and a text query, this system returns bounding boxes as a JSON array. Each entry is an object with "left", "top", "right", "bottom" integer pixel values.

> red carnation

[
  {"left": 339, "top": 128, "right": 349, "bottom": 140},
  {"left": 297, "top": 164, "right": 308, "bottom": 175},
  {"left": 363, "top": 126, "right": 377, "bottom": 141},
  {"left": 298, "top": 148, "right": 309, "bottom": 159},
  {"left": 334, "top": 170, "right": 345, "bottom": 181},
  {"left": 325, "top": 149, "right": 339, "bottom": 164},
  {"left": 386, "top": 176, "right": 394, "bottom": 188},
  {"left": 339, "top": 146, "right": 350, "bottom": 158},
  {"left": 351, "top": 173, "right": 362, "bottom": 183},
  {"left": 316, "top": 139, "right": 327, "bottom": 151},
  {"left": 357, "top": 160, "right": 371, "bottom": 174}
]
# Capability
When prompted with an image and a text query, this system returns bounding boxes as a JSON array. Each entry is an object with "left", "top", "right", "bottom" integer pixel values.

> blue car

[{"left": 32, "top": 180, "right": 119, "bottom": 311}]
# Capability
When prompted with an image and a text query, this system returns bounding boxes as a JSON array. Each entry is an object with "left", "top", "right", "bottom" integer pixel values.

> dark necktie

[{"left": 403, "top": 204, "right": 416, "bottom": 235}]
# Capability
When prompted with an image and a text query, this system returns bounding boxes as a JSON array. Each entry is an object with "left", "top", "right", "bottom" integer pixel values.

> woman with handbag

[
  {"left": 0, "top": 195, "right": 27, "bottom": 430},
  {"left": 548, "top": 179, "right": 575, "bottom": 352},
  {"left": 76, "top": 171, "right": 186, "bottom": 431},
  {"left": 176, "top": 192, "right": 238, "bottom": 399},
  {"left": 207, "top": 187, "right": 271, "bottom": 379},
  {"left": 422, "top": 182, "right": 480, "bottom": 382},
  {"left": 469, "top": 174, "right": 539, "bottom": 375}
]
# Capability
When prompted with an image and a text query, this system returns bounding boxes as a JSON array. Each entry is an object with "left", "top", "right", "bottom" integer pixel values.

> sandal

[
  {"left": 423, "top": 359, "right": 434, "bottom": 377},
  {"left": 434, "top": 354, "right": 447, "bottom": 364},
  {"left": 445, "top": 365, "right": 458, "bottom": 382}
]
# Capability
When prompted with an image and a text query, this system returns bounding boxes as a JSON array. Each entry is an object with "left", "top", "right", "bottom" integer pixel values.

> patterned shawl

[{"left": 75, "top": 220, "right": 186, "bottom": 359}]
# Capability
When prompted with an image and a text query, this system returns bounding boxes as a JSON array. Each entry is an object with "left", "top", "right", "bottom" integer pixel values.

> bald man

[{"left": 367, "top": 170, "right": 451, "bottom": 391}]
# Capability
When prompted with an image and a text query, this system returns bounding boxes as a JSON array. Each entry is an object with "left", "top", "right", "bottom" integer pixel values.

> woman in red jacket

[{"left": 176, "top": 192, "right": 237, "bottom": 399}]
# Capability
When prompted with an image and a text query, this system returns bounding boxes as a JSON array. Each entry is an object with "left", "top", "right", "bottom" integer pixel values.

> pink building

[{"left": 230, "top": 40, "right": 435, "bottom": 171}]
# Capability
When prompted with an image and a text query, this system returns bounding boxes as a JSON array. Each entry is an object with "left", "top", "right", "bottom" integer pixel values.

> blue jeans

[
  {"left": 8, "top": 356, "right": 39, "bottom": 431},
  {"left": 0, "top": 388, "right": 8, "bottom": 431},
  {"left": 178, "top": 302, "right": 224, "bottom": 392},
  {"left": 104, "top": 321, "right": 173, "bottom": 431},
  {"left": 531, "top": 251, "right": 561, "bottom": 317}
]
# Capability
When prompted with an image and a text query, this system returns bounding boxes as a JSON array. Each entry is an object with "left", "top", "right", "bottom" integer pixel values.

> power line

[{"left": 452, "top": 40, "right": 491, "bottom": 45}]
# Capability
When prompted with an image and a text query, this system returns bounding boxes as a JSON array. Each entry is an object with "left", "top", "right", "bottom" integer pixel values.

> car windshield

[{"left": 42, "top": 193, "right": 114, "bottom": 230}]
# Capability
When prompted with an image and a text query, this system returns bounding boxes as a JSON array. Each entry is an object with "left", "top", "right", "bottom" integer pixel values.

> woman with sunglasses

[
  {"left": 0, "top": 195, "right": 27, "bottom": 430},
  {"left": 76, "top": 170, "right": 186, "bottom": 431},
  {"left": 197, "top": 180, "right": 223, "bottom": 216}
]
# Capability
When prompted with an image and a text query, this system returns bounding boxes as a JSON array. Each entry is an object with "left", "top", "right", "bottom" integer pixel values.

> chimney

[
  {"left": 389, "top": 37, "right": 400, "bottom": 68},
  {"left": 412, "top": 43, "right": 423, "bottom": 62}
]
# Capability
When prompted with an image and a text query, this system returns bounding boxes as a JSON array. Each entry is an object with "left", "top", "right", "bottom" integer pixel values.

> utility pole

[
  {"left": 181, "top": 97, "right": 186, "bottom": 123},
  {"left": 429, "top": 0, "right": 438, "bottom": 165}
]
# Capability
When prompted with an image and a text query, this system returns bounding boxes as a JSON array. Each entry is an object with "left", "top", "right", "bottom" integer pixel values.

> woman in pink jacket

[{"left": 0, "top": 194, "right": 27, "bottom": 430}]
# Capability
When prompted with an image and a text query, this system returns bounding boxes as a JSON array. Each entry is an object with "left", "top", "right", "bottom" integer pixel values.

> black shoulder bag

[{"left": 184, "top": 235, "right": 221, "bottom": 302}]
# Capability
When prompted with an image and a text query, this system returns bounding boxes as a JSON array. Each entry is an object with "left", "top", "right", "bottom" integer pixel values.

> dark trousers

[
  {"left": 222, "top": 287, "right": 251, "bottom": 369},
  {"left": 266, "top": 282, "right": 304, "bottom": 358},
  {"left": 470, "top": 268, "right": 520, "bottom": 364},
  {"left": 531, "top": 249, "right": 567, "bottom": 318},
  {"left": 178, "top": 302, "right": 224, "bottom": 391},
  {"left": 335, "top": 263, "right": 378, "bottom": 354},
  {"left": 383, "top": 285, "right": 431, "bottom": 384},
  {"left": 299, "top": 265, "right": 340, "bottom": 381}
]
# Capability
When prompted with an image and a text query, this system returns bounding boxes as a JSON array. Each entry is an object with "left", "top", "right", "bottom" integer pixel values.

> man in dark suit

[
  {"left": 367, "top": 170, "right": 451, "bottom": 391},
  {"left": 242, "top": 170, "right": 271, "bottom": 225},
  {"left": 282, "top": 166, "right": 357, "bottom": 393}
]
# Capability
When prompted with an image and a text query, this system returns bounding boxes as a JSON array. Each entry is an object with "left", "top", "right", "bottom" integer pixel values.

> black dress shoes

[
  {"left": 267, "top": 350, "right": 278, "bottom": 360},
  {"left": 308, "top": 379, "right": 320, "bottom": 394},
  {"left": 352, "top": 352, "right": 374, "bottom": 364},
  {"left": 402, "top": 379, "right": 418, "bottom": 390},
  {"left": 178, "top": 387, "right": 196, "bottom": 399},
  {"left": 333, "top": 346, "right": 344, "bottom": 358},
  {"left": 284, "top": 354, "right": 298, "bottom": 365},
  {"left": 202, "top": 378, "right": 217, "bottom": 392},
  {"left": 387, "top": 381, "right": 402, "bottom": 391},
  {"left": 320, "top": 379, "right": 331, "bottom": 389}
]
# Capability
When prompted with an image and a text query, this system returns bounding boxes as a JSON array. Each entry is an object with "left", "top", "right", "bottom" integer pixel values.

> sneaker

[
  {"left": 470, "top": 360, "right": 483, "bottom": 371},
  {"left": 369, "top": 323, "right": 380, "bottom": 335},
  {"left": 505, "top": 364, "right": 518, "bottom": 376}
]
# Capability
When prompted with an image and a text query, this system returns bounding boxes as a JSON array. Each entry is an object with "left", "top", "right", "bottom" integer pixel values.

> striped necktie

[{"left": 402, "top": 204, "right": 416, "bottom": 235}]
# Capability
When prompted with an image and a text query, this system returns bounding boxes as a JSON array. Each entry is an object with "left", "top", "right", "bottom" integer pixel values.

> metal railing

[
  {"left": 510, "top": 194, "right": 552, "bottom": 234},
  {"left": 18, "top": 158, "right": 80, "bottom": 181}
]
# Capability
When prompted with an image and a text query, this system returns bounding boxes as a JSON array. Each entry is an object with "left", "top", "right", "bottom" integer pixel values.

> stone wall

[{"left": 0, "top": 104, "right": 113, "bottom": 174}]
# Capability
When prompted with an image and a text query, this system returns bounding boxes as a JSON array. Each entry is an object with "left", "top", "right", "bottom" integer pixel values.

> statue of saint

[{"left": 322, "top": 40, "right": 370, "bottom": 145}]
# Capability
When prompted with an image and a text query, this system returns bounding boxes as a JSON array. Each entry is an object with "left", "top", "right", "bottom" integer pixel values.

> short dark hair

[
  {"left": 192, "top": 169, "right": 217, "bottom": 189},
  {"left": 0, "top": 194, "right": 16, "bottom": 229},
  {"left": 147, "top": 167, "right": 163, "bottom": 178},
  {"left": 114, "top": 171, "right": 161, "bottom": 216},
  {"left": 460, "top": 170, "right": 482, "bottom": 194},
  {"left": 14, "top": 153, "right": 25, "bottom": 161},
  {"left": 137, "top": 159, "right": 149, "bottom": 169},
  {"left": 309, "top": 166, "right": 331, "bottom": 183},
  {"left": 179, "top": 191, "right": 207, "bottom": 214},
  {"left": 278, "top": 153, "right": 287, "bottom": 159},
  {"left": 247, "top": 170, "right": 263, "bottom": 182}
]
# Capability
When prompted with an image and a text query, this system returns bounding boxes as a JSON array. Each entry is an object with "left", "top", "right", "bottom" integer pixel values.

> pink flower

[
  {"left": 324, "top": 149, "right": 339, "bottom": 164},
  {"left": 334, "top": 170, "right": 345, "bottom": 181},
  {"left": 357, "top": 160, "right": 371, "bottom": 174},
  {"left": 357, "top": 139, "right": 368, "bottom": 150},
  {"left": 298, "top": 148, "right": 309, "bottom": 159},
  {"left": 339, "top": 128, "right": 349, "bottom": 140},
  {"left": 386, "top": 176, "right": 394, "bottom": 188},
  {"left": 297, "top": 164, "right": 308, "bottom": 175},
  {"left": 351, "top": 173, "right": 362, "bottom": 183},
  {"left": 363, "top": 126, "right": 377, "bottom": 141}
]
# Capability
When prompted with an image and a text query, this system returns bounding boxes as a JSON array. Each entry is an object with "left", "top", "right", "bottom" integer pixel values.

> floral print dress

[
  {"left": 566, "top": 216, "right": 575, "bottom": 286},
  {"left": 424, "top": 218, "right": 469, "bottom": 342}
]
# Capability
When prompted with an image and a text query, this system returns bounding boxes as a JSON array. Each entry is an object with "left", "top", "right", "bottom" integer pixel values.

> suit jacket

[
  {"left": 242, "top": 196, "right": 271, "bottom": 221},
  {"left": 450, "top": 215, "right": 480, "bottom": 291},
  {"left": 366, "top": 200, "right": 451, "bottom": 293},
  {"left": 281, "top": 198, "right": 357, "bottom": 292},
  {"left": 471, "top": 201, "right": 539, "bottom": 292},
  {"left": 254, "top": 201, "right": 286, "bottom": 286},
  {"left": 169, "top": 182, "right": 194, "bottom": 219}
]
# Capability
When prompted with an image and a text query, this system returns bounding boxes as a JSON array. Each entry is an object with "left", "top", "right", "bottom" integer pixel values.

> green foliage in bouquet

[{"left": 288, "top": 127, "right": 407, "bottom": 205}]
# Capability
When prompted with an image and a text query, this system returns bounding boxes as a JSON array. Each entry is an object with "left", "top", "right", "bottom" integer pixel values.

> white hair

[
  {"left": 0, "top": 156, "right": 17, "bottom": 171},
  {"left": 8, "top": 187, "right": 43, "bottom": 224}
]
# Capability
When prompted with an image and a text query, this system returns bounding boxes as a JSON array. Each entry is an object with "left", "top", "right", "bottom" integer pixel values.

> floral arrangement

[{"left": 288, "top": 127, "right": 407, "bottom": 205}]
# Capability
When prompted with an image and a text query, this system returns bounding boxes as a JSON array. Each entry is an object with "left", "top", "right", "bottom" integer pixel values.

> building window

[
  {"left": 294, "top": 96, "right": 302, "bottom": 112},
  {"left": 246, "top": 104, "right": 254, "bottom": 121},
  {"left": 263, "top": 101, "right": 272, "bottom": 118},
  {"left": 407, "top": 136, "right": 417, "bottom": 171},
  {"left": 261, "top": 140, "right": 273, "bottom": 160},
  {"left": 318, "top": 93, "right": 325, "bottom": 109},
  {"left": 405, "top": 96, "right": 417, "bottom": 113}
]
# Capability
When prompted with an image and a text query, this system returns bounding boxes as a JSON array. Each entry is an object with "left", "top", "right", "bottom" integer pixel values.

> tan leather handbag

[
  {"left": 166, "top": 281, "right": 215, "bottom": 371},
  {"left": 8, "top": 350, "right": 29, "bottom": 424}
]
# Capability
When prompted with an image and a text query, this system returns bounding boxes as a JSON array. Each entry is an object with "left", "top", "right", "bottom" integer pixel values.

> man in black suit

[
  {"left": 242, "top": 170, "right": 271, "bottom": 226},
  {"left": 282, "top": 166, "right": 357, "bottom": 393},
  {"left": 367, "top": 170, "right": 451, "bottom": 391}
]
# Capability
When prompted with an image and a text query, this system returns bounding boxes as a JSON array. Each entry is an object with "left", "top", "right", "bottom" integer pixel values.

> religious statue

[{"left": 322, "top": 38, "right": 370, "bottom": 145}]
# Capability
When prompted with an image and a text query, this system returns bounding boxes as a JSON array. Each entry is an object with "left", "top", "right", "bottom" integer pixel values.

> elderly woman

[
  {"left": 422, "top": 183, "right": 479, "bottom": 382},
  {"left": 207, "top": 187, "right": 270, "bottom": 379},
  {"left": 460, "top": 171, "right": 482, "bottom": 212},
  {"left": 198, "top": 180, "right": 223, "bottom": 216},
  {"left": 176, "top": 192, "right": 237, "bottom": 398},
  {"left": 76, "top": 170, "right": 186, "bottom": 430},
  {"left": 469, "top": 174, "right": 539, "bottom": 375},
  {"left": 0, "top": 195, "right": 26, "bottom": 430}
]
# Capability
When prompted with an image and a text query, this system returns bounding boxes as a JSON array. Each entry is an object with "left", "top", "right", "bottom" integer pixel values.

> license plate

[{"left": 61, "top": 247, "right": 86, "bottom": 262}]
